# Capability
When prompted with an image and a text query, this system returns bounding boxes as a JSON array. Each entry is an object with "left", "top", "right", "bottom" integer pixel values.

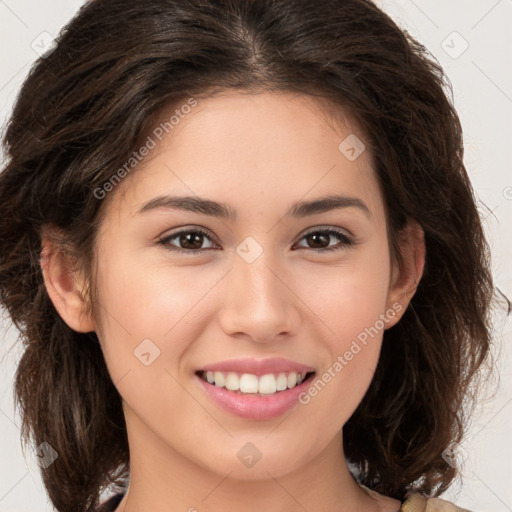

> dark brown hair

[{"left": 0, "top": 0, "right": 505, "bottom": 510}]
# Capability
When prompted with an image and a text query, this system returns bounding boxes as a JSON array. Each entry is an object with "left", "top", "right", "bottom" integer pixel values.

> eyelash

[{"left": 157, "top": 226, "right": 355, "bottom": 255}]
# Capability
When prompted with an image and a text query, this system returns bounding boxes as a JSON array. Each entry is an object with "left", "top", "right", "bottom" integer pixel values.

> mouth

[
  {"left": 194, "top": 357, "right": 317, "bottom": 420},
  {"left": 195, "top": 370, "right": 316, "bottom": 395}
]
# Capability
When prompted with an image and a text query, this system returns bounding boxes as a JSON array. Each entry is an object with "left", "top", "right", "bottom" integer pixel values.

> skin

[{"left": 41, "top": 91, "right": 425, "bottom": 512}]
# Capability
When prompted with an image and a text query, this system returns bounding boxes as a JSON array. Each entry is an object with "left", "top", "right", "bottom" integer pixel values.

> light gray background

[{"left": 0, "top": 1, "right": 511, "bottom": 511}]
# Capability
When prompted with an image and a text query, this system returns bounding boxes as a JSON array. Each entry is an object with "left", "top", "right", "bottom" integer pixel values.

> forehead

[{"left": 102, "top": 91, "right": 385, "bottom": 227}]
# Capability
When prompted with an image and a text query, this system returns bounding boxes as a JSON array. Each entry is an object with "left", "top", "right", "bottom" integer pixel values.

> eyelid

[
  {"left": 296, "top": 225, "right": 354, "bottom": 242},
  {"left": 157, "top": 224, "right": 216, "bottom": 239}
]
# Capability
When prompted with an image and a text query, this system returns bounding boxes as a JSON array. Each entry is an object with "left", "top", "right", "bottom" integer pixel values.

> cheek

[
  {"left": 92, "top": 252, "right": 211, "bottom": 429},
  {"left": 298, "top": 239, "right": 391, "bottom": 346},
  {"left": 294, "top": 242, "right": 391, "bottom": 424},
  {"left": 93, "top": 246, "right": 221, "bottom": 374}
]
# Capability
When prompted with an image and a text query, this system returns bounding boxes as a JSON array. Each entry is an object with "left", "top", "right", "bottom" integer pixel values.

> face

[{"left": 81, "top": 91, "right": 410, "bottom": 480}]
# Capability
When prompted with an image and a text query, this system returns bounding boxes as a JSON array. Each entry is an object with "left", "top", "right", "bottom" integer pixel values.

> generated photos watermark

[
  {"left": 298, "top": 302, "right": 403, "bottom": 405},
  {"left": 93, "top": 97, "right": 198, "bottom": 200}
]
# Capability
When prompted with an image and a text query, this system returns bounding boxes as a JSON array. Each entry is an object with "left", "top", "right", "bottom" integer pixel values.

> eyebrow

[{"left": 137, "top": 194, "right": 372, "bottom": 221}]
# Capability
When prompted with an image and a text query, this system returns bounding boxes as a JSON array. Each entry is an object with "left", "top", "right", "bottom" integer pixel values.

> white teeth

[
  {"left": 225, "top": 372, "right": 239, "bottom": 391},
  {"left": 287, "top": 372, "right": 297, "bottom": 388},
  {"left": 201, "top": 371, "right": 310, "bottom": 394},
  {"left": 239, "top": 373, "right": 259, "bottom": 393},
  {"left": 258, "top": 374, "right": 277, "bottom": 394},
  {"left": 276, "top": 373, "right": 288, "bottom": 391},
  {"left": 214, "top": 371, "right": 225, "bottom": 388}
]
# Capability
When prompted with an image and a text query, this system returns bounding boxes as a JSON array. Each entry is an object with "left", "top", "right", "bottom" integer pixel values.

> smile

[{"left": 197, "top": 370, "right": 313, "bottom": 395}]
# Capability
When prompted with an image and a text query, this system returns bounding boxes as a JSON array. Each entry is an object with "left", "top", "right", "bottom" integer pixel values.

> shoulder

[{"left": 402, "top": 492, "right": 473, "bottom": 512}]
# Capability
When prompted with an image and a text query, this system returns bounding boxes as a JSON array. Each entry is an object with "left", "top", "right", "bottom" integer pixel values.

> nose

[{"left": 216, "top": 248, "right": 301, "bottom": 344}]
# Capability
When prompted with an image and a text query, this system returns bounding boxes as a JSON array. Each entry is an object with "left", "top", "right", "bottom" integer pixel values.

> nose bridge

[
  {"left": 237, "top": 247, "right": 283, "bottom": 304},
  {"left": 217, "top": 240, "right": 298, "bottom": 342}
]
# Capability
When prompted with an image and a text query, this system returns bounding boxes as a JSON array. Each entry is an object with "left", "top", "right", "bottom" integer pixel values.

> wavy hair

[{"left": 0, "top": 0, "right": 504, "bottom": 510}]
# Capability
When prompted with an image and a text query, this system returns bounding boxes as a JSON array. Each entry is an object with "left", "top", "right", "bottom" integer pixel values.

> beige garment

[
  {"left": 360, "top": 484, "right": 472, "bottom": 512},
  {"left": 401, "top": 492, "right": 472, "bottom": 512}
]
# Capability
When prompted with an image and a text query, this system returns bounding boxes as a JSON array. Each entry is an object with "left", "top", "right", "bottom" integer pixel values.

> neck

[{"left": 113, "top": 409, "right": 398, "bottom": 512}]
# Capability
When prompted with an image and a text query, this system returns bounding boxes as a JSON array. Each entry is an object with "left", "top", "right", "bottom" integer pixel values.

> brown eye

[
  {"left": 294, "top": 228, "right": 354, "bottom": 253},
  {"left": 158, "top": 228, "right": 217, "bottom": 254}
]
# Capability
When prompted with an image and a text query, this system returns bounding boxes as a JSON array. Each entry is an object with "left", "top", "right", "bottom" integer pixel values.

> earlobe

[
  {"left": 40, "top": 230, "right": 95, "bottom": 333},
  {"left": 385, "top": 219, "right": 426, "bottom": 328}
]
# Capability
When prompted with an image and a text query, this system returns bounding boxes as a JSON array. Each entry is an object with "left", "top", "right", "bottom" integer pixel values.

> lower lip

[{"left": 196, "top": 373, "right": 314, "bottom": 421}]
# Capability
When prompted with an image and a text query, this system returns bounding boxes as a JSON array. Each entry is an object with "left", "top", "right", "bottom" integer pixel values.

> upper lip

[{"left": 198, "top": 357, "right": 315, "bottom": 376}]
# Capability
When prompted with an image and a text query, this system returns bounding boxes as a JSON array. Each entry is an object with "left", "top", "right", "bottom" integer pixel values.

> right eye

[{"left": 157, "top": 227, "right": 219, "bottom": 255}]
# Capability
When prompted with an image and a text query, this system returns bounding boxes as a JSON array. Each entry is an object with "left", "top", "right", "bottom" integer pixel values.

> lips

[
  {"left": 195, "top": 357, "right": 316, "bottom": 420},
  {"left": 199, "top": 357, "right": 315, "bottom": 375}
]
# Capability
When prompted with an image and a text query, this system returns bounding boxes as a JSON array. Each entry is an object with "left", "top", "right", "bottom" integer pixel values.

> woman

[{"left": 0, "top": 0, "right": 501, "bottom": 510}]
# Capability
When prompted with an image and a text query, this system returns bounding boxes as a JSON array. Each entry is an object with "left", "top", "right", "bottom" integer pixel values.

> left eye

[
  {"left": 157, "top": 227, "right": 354, "bottom": 254},
  {"left": 294, "top": 228, "right": 354, "bottom": 252}
]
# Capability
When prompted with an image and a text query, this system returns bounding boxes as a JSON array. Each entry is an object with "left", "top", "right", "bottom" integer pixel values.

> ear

[
  {"left": 40, "top": 227, "right": 96, "bottom": 333},
  {"left": 385, "top": 218, "right": 426, "bottom": 329}
]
